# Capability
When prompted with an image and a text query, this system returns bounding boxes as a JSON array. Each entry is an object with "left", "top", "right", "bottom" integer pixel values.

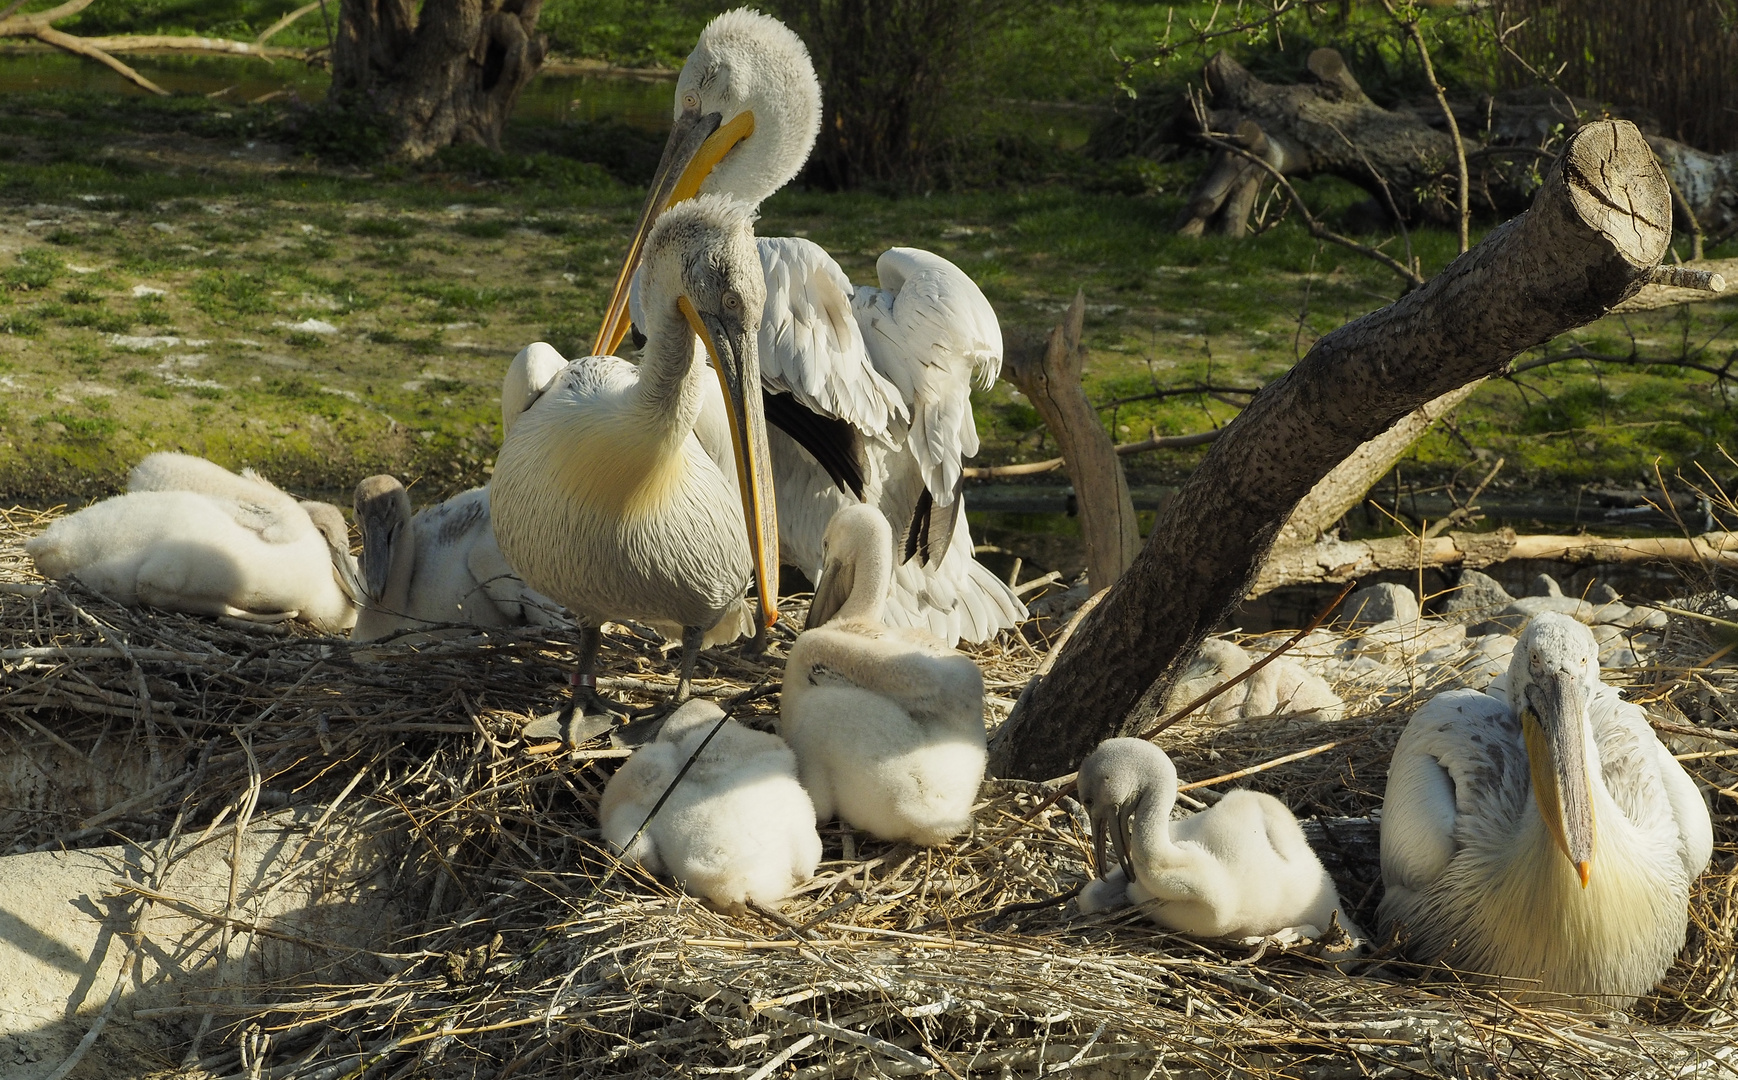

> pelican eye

[
  {"left": 682, "top": 90, "right": 700, "bottom": 111},
  {"left": 723, "top": 290, "right": 742, "bottom": 313}
]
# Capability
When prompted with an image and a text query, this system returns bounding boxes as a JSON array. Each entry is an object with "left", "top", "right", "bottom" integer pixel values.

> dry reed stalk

[{"left": 0, "top": 505, "right": 1732, "bottom": 1078}]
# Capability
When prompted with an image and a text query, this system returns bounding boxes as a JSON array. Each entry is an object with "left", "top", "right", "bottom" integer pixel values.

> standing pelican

[
  {"left": 490, "top": 195, "right": 775, "bottom": 704},
  {"left": 601, "top": 8, "right": 1023, "bottom": 646},
  {"left": 1379, "top": 613, "right": 1713, "bottom": 1007},
  {"left": 779, "top": 504, "right": 986, "bottom": 845},
  {"left": 350, "top": 476, "right": 563, "bottom": 641},
  {"left": 1076, "top": 738, "right": 1349, "bottom": 939}
]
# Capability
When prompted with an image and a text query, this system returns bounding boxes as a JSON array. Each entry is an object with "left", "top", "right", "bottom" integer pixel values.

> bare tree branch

[
  {"left": 1383, "top": 0, "right": 1470, "bottom": 253},
  {"left": 32, "top": 27, "right": 169, "bottom": 95},
  {"left": 257, "top": 0, "right": 321, "bottom": 45},
  {"left": 964, "top": 429, "right": 1222, "bottom": 480}
]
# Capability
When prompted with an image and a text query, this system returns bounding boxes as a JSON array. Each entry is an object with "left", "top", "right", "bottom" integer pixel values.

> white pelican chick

[
  {"left": 1379, "top": 612, "right": 1713, "bottom": 1008},
  {"left": 600, "top": 698, "right": 821, "bottom": 910},
  {"left": 779, "top": 504, "right": 986, "bottom": 845},
  {"left": 1166, "top": 638, "right": 1344, "bottom": 724},
  {"left": 490, "top": 194, "right": 777, "bottom": 704},
  {"left": 27, "top": 480, "right": 361, "bottom": 633},
  {"left": 350, "top": 476, "right": 562, "bottom": 641},
  {"left": 598, "top": 8, "right": 1024, "bottom": 646},
  {"left": 1077, "top": 738, "right": 1348, "bottom": 939}
]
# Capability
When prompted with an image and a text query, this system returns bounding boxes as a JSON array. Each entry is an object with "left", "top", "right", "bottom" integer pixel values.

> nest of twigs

[{"left": 0, "top": 503, "right": 1734, "bottom": 1079}]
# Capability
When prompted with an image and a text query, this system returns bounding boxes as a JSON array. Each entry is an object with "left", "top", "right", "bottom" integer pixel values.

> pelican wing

[
  {"left": 852, "top": 247, "right": 1002, "bottom": 505},
  {"left": 1380, "top": 689, "right": 1526, "bottom": 897},
  {"left": 1588, "top": 685, "right": 1714, "bottom": 880}
]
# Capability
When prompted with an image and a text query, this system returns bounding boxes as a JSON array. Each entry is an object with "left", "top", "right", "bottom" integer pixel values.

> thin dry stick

[
  {"left": 1176, "top": 740, "right": 1341, "bottom": 792},
  {"left": 1385, "top": 0, "right": 1470, "bottom": 253}
]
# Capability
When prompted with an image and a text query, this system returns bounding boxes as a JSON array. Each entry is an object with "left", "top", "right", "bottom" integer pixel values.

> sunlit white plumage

[
  {"left": 600, "top": 698, "right": 822, "bottom": 910},
  {"left": 1077, "top": 738, "right": 1348, "bottom": 939},
  {"left": 350, "top": 476, "right": 564, "bottom": 641},
  {"left": 603, "top": 8, "right": 1023, "bottom": 646},
  {"left": 27, "top": 456, "right": 359, "bottom": 632},
  {"left": 779, "top": 504, "right": 987, "bottom": 845},
  {"left": 490, "top": 195, "right": 777, "bottom": 700},
  {"left": 1379, "top": 612, "right": 1712, "bottom": 1008},
  {"left": 1166, "top": 638, "right": 1345, "bottom": 724}
]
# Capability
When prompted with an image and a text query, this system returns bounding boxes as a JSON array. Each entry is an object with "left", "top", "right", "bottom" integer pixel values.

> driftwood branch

[
  {"left": 1002, "top": 292, "right": 1139, "bottom": 591},
  {"left": 990, "top": 120, "right": 1670, "bottom": 780},
  {"left": 1254, "top": 529, "right": 1738, "bottom": 594},
  {"left": 257, "top": 0, "right": 321, "bottom": 45},
  {"left": 0, "top": 0, "right": 315, "bottom": 96},
  {"left": 963, "top": 429, "right": 1219, "bottom": 480}
]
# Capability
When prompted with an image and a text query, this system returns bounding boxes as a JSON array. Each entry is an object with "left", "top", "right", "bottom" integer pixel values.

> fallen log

[
  {"left": 1253, "top": 528, "right": 1738, "bottom": 595},
  {"left": 1175, "top": 49, "right": 1737, "bottom": 239}
]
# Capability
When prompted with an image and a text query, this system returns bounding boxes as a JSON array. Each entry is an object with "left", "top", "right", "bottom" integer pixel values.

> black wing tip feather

[
  {"left": 901, "top": 476, "right": 962, "bottom": 568},
  {"left": 763, "top": 390, "right": 867, "bottom": 501}
]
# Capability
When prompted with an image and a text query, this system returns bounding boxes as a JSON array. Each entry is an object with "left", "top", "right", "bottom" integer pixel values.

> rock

[
  {"left": 277, "top": 318, "right": 339, "bottom": 335},
  {"left": 1344, "top": 582, "right": 1419, "bottom": 626},
  {"left": 1591, "top": 583, "right": 1622, "bottom": 604},
  {"left": 1435, "top": 569, "right": 1514, "bottom": 624},
  {"left": 1528, "top": 573, "right": 1563, "bottom": 598},
  {"left": 130, "top": 284, "right": 167, "bottom": 298}
]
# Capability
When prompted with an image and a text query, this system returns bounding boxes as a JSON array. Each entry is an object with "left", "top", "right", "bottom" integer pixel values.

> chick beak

[
  {"left": 592, "top": 107, "right": 756, "bottom": 359},
  {"left": 1116, "top": 802, "right": 1139, "bottom": 883},
  {"left": 1091, "top": 810, "right": 1112, "bottom": 880},
  {"left": 679, "top": 295, "right": 778, "bottom": 630},
  {"left": 357, "top": 515, "right": 395, "bottom": 604},
  {"left": 1522, "top": 670, "right": 1597, "bottom": 888}
]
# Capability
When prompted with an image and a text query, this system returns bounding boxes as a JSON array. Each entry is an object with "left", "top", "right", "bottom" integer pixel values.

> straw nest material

[{"left": 0, "top": 504, "right": 1734, "bottom": 1080}]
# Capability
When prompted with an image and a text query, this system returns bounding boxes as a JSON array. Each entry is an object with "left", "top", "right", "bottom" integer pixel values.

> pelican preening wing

[{"left": 854, "top": 246, "right": 1003, "bottom": 504}]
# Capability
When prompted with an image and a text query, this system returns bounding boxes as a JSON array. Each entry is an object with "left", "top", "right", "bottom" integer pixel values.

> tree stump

[
  {"left": 1003, "top": 291, "right": 1140, "bottom": 593},
  {"left": 332, "top": 0, "right": 547, "bottom": 162},
  {"left": 991, "top": 120, "right": 1670, "bottom": 781}
]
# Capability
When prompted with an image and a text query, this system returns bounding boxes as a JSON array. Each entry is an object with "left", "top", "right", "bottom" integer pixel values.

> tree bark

[
  {"left": 1275, "top": 381, "right": 1483, "bottom": 546},
  {"left": 331, "top": 0, "right": 546, "bottom": 162},
  {"left": 989, "top": 120, "right": 1669, "bottom": 781},
  {"left": 1002, "top": 291, "right": 1140, "bottom": 592},
  {"left": 1253, "top": 528, "right": 1738, "bottom": 594}
]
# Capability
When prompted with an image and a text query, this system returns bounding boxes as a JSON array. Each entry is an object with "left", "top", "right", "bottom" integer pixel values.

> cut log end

[{"left": 1561, "top": 120, "right": 1673, "bottom": 269}]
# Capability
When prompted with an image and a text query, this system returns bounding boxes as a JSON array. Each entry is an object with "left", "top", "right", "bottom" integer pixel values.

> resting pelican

[
  {"left": 27, "top": 482, "right": 361, "bottom": 633},
  {"left": 600, "top": 8, "right": 1023, "bottom": 646},
  {"left": 1077, "top": 738, "right": 1349, "bottom": 939},
  {"left": 1166, "top": 638, "right": 1345, "bottom": 724},
  {"left": 601, "top": 697, "right": 822, "bottom": 911},
  {"left": 490, "top": 194, "right": 775, "bottom": 704},
  {"left": 350, "top": 476, "right": 564, "bottom": 641},
  {"left": 1379, "top": 612, "right": 1713, "bottom": 1007},
  {"left": 779, "top": 504, "right": 986, "bottom": 845}
]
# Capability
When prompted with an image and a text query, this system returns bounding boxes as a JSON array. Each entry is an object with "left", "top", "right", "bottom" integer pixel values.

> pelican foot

[{"left": 555, "top": 674, "right": 645, "bottom": 727}]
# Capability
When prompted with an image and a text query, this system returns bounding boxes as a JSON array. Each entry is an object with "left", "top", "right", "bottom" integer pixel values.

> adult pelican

[
  {"left": 1379, "top": 613, "right": 1713, "bottom": 1008},
  {"left": 489, "top": 194, "right": 774, "bottom": 704},
  {"left": 598, "top": 8, "right": 1023, "bottom": 646}
]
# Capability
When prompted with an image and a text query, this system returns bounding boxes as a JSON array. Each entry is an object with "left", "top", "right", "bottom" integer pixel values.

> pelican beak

[
  {"left": 1091, "top": 809, "right": 1112, "bottom": 880},
  {"left": 1115, "top": 802, "right": 1139, "bottom": 883},
  {"left": 805, "top": 551, "right": 854, "bottom": 629},
  {"left": 356, "top": 514, "right": 396, "bottom": 603},
  {"left": 680, "top": 295, "right": 779, "bottom": 629},
  {"left": 593, "top": 107, "right": 757, "bottom": 358},
  {"left": 1522, "top": 670, "right": 1597, "bottom": 887}
]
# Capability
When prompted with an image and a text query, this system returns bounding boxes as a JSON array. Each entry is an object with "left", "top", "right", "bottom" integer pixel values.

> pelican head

[
  {"left": 594, "top": 8, "right": 820, "bottom": 355},
  {"left": 501, "top": 341, "right": 568, "bottom": 440},
  {"left": 300, "top": 499, "right": 367, "bottom": 607},
  {"left": 1506, "top": 612, "right": 1601, "bottom": 887},
  {"left": 806, "top": 503, "right": 892, "bottom": 628},
  {"left": 645, "top": 194, "right": 779, "bottom": 628},
  {"left": 352, "top": 474, "right": 411, "bottom": 604},
  {"left": 1079, "top": 737, "right": 1177, "bottom": 886}
]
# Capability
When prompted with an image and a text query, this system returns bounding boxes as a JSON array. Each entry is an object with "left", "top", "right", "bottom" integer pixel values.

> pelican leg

[
  {"left": 557, "top": 624, "right": 638, "bottom": 724},
  {"left": 675, "top": 626, "right": 705, "bottom": 702}
]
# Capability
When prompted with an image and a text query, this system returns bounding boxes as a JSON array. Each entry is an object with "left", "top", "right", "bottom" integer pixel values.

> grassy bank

[{"left": 2, "top": 88, "right": 1736, "bottom": 510}]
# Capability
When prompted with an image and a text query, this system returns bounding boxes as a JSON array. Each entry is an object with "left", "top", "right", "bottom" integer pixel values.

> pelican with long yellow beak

[
  {"left": 594, "top": 8, "right": 1024, "bottom": 648},
  {"left": 489, "top": 194, "right": 775, "bottom": 705},
  {"left": 1379, "top": 612, "right": 1712, "bottom": 1008}
]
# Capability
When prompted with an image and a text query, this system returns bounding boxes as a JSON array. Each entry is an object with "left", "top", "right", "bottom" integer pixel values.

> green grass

[{"left": 0, "top": 84, "right": 1735, "bottom": 508}]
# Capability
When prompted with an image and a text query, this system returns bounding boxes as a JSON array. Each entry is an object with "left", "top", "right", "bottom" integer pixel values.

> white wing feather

[{"left": 852, "top": 247, "right": 1002, "bottom": 503}]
